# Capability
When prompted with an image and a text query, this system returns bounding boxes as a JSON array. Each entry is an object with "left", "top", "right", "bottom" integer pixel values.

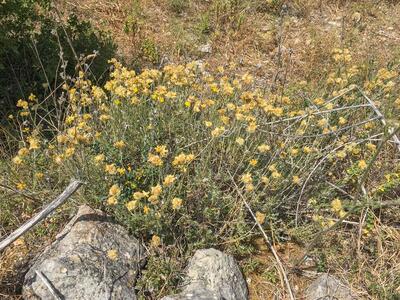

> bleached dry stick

[
  {"left": 35, "top": 271, "right": 62, "bottom": 300},
  {"left": 229, "top": 172, "right": 296, "bottom": 300},
  {"left": 357, "top": 85, "right": 400, "bottom": 153},
  {"left": 0, "top": 180, "right": 82, "bottom": 252}
]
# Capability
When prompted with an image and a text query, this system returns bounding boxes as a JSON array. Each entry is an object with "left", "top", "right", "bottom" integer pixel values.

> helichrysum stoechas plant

[{"left": 5, "top": 52, "right": 400, "bottom": 254}]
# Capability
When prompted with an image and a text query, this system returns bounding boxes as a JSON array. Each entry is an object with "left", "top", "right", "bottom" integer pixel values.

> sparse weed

[
  {"left": 140, "top": 39, "right": 160, "bottom": 64},
  {"left": 168, "top": 0, "right": 188, "bottom": 14}
]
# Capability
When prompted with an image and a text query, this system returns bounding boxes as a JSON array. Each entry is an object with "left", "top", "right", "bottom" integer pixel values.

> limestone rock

[
  {"left": 162, "top": 248, "right": 248, "bottom": 300},
  {"left": 305, "top": 273, "right": 357, "bottom": 300},
  {"left": 23, "top": 205, "right": 145, "bottom": 300},
  {"left": 198, "top": 43, "right": 212, "bottom": 54}
]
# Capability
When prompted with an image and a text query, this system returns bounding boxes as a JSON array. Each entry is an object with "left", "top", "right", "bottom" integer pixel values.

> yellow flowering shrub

[{"left": 3, "top": 55, "right": 399, "bottom": 273}]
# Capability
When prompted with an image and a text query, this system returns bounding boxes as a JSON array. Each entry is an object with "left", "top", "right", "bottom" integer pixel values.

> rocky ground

[{"left": 22, "top": 205, "right": 357, "bottom": 300}]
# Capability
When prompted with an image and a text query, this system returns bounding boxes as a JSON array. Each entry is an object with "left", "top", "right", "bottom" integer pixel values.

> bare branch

[{"left": 0, "top": 180, "right": 83, "bottom": 252}]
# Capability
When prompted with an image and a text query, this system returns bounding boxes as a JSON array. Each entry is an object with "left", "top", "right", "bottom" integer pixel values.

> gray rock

[
  {"left": 23, "top": 205, "right": 145, "bottom": 300},
  {"left": 305, "top": 273, "right": 357, "bottom": 300},
  {"left": 162, "top": 248, "right": 248, "bottom": 300},
  {"left": 198, "top": 43, "right": 212, "bottom": 54}
]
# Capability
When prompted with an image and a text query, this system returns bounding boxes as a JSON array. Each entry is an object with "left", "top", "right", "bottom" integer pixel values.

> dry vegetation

[{"left": 1, "top": 0, "right": 400, "bottom": 299}]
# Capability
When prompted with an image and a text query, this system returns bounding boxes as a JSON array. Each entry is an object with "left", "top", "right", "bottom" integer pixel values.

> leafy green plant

[
  {"left": 197, "top": 13, "right": 213, "bottom": 35},
  {"left": 140, "top": 39, "right": 160, "bottom": 64}
]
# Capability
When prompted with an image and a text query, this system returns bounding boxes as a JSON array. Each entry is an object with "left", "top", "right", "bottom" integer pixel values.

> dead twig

[
  {"left": 229, "top": 172, "right": 296, "bottom": 300},
  {"left": 356, "top": 85, "right": 400, "bottom": 153},
  {"left": 0, "top": 180, "right": 83, "bottom": 252},
  {"left": 35, "top": 270, "right": 62, "bottom": 300}
]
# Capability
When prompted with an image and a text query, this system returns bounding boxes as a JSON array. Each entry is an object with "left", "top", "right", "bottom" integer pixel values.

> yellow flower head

[
  {"left": 99, "top": 114, "right": 111, "bottom": 122},
  {"left": 133, "top": 191, "right": 149, "bottom": 200},
  {"left": 107, "top": 196, "right": 118, "bottom": 205},
  {"left": 358, "top": 160, "right": 367, "bottom": 170},
  {"left": 366, "top": 143, "right": 376, "bottom": 152},
  {"left": 16, "top": 182, "right": 26, "bottom": 190},
  {"left": 54, "top": 154, "right": 63, "bottom": 165},
  {"left": 338, "top": 117, "right": 347, "bottom": 125},
  {"left": 242, "top": 73, "right": 254, "bottom": 85},
  {"left": 163, "top": 174, "right": 176, "bottom": 187},
  {"left": 148, "top": 153, "right": 163, "bottom": 166},
  {"left": 57, "top": 135, "right": 68, "bottom": 144},
  {"left": 290, "top": 148, "right": 299, "bottom": 156},
  {"left": 313, "top": 98, "right": 324, "bottom": 106},
  {"left": 94, "top": 154, "right": 105, "bottom": 164},
  {"left": 204, "top": 121, "right": 213, "bottom": 128},
  {"left": 35, "top": 172, "right": 44, "bottom": 180},
  {"left": 211, "top": 126, "right": 225, "bottom": 138},
  {"left": 154, "top": 145, "right": 168, "bottom": 158},
  {"left": 151, "top": 185, "right": 162, "bottom": 197},
  {"left": 28, "top": 93, "right": 37, "bottom": 102},
  {"left": 303, "top": 146, "right": 312, "bottom": 154},
  {"left": 271, "top": 171, "right": 281, "bottom": 179},
  {"left": 18, "top": 147, "right": 29, "bottom": 157},
  {"left": 65, "top": 115, "right": 75, "bottom": 125},
  {"left": 126, "top": 200, "right": 137, "bottom": 211},
  {"left": 261, "top": 176, "right": 269, "bottom": 185},
  {"left": 105, "top": 164, "right": 117, "bottom": 175},
  {"left": 249, "top": 159, "right": 258, "bottom": 167},
  {"left": 117, "top": 167, "right": 126, "bottom": 175},
  {"left": 65, "top": 147, "right": 75, "bottom": 158},
  {"left": 331, "top": 198, "right": 342, "bottom": 213},
  {"left": 172, "top": 197, "right": 183, "bottom": 210},
  {"left": 109, "top": 184, "right": 121, "bottom": 197},
  {"left": 12, "top": 156, "right": 23, "bottom": 165},
  {"left": 317, "top": 118, "right": 328, "bottom": 128},
  {"left": 255, "top": 211, "right": 266, "bottom": 224},
  {"left": 107, "top": 249, "right": 118, "bottom": 261},
  {"left": 336, "top": 150, "right": 346, "bottom": 159},
  {"left": 114, "top": 140, "right": 126, "bottom": 149},
  {"left": 246, "top": 122, "right": 257, "bottom": 133},
  {"left": 172, "top": 153, "right": 194, "bottom": 166},
  {"left": 226, "top": 103, "right": 236, "bottom": 111},
  {"left": 28, "top": 136, "right": 40, "bottom": 150},
  {"left": 245, "top": 183, "right": 254, "bottom": 192},
  {"left": 241, "top": 173, "right": 252, "bottom": 184},
  {"left": 257, "top": 144, "right": 271, "bottom": 153},
  {"left": 292, "top": 175, "right": 301, "bottom": 185},
  {"left": 151, "top": 235, "right": 161, "bottom": 247},
  {"left": 236, "top": 137, "right": 245, "bottom": 146},
  {"left": 16, "top": 99, "right": 29, "bottom": 110}
]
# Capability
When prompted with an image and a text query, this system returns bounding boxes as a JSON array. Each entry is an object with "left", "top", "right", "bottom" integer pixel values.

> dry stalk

[{"left": 229, "top": 172, "right": 296, "bottom": 300}]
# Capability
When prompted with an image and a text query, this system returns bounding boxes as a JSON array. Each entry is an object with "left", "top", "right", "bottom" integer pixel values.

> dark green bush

[{"left": 0, "top": 0, "right": 116, "bottom": 118}]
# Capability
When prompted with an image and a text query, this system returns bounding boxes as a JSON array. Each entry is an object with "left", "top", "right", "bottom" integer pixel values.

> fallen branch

[
  {"left": 229, "top": 172, "right": 296, "bottom": 300},
  {"left": 0, "top": 180, "right": 83, "bottom": 252},
  {"left": 357, "top": 85, "right": 400, "bottom": 153}
]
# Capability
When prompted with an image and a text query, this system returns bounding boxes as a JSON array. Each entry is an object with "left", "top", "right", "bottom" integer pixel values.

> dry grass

[{"left": 57, "top": 0, "right": 400, "bottom": 85}]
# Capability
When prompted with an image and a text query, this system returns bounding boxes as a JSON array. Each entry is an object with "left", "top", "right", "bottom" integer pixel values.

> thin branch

[
  {"left": 356, "top": 86, "right": 400, "bottom": 153},
  {"left": 228, "top": 172, "right": 296, "bottom": 300},
  {"left": 0, "top": 180, "right": 83, "bottom": 252},
  {"left": 35, "top": 271, "right": 63, "bottom": 300}
]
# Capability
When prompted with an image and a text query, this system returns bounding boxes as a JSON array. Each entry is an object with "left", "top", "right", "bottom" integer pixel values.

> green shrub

[{"left": 0, "top": 0, "right": 116, "bottom": 119}]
